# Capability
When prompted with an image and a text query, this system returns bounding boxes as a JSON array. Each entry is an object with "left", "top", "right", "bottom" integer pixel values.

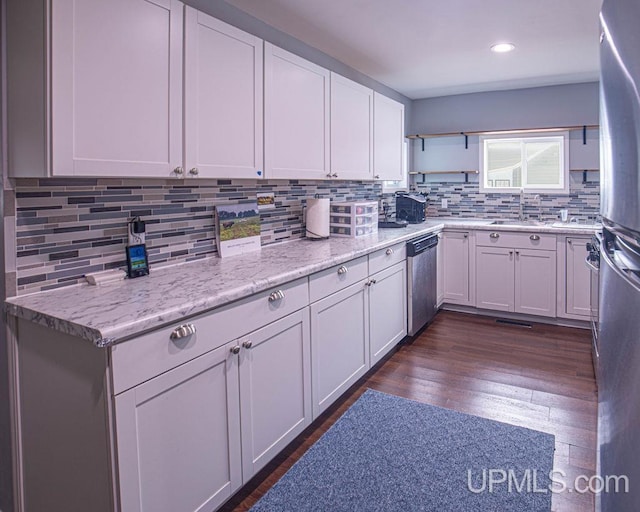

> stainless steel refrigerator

[{"left": 598, "top": 0, "right": 640, "bottom": 510}]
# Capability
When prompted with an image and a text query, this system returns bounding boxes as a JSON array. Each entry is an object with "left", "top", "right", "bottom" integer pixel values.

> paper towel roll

[{"left": 306, "top": 198, "right": 330, "bottom": 239}]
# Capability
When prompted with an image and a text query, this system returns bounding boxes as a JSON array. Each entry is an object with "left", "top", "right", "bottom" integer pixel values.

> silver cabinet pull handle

[
  {"left": 242, "top": 340, "right": 253, "bottom": 349},
  {"left": 386, "top": 248, "right": 394, "bottom": 255},
  {"left": 326, "top": 173, "right": 333, "bottom": 178},
  {"left": 170, "top": 323, "right": 196, "bottom": 340},
  {"left": 332, "top": 173, "right": 338, "bottom": 178},
  {"left": 173, "top": 166, "right": 184, "bottom": 176},
  {"left": 337, "top": 265, "right": 348, "bottom": 275},
  {"left": 374, "top": 174, "right": 380, "bottom": 179},
  {"left": 230, "top": 345, "right": 240, "bottom": 355},
  {"left": 530, "top": 234, "right": 541, "bottom": 241},
  {"left": 188, "top": 167, "right": 199, "bottom": 176},
  {"left": 268, "top": 290, "right": 285, "bottom": 302},
  {"left": 489, "top": 232, "right": 500, "bottom": 239}
]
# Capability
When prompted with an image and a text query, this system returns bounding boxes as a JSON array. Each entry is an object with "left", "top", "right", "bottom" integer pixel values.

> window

[{"left": 479, "top": 132, "right": 569, "bottom": 193}]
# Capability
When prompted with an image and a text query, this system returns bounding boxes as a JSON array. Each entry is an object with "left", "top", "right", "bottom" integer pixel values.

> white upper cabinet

[
  {"left": 265, "top": 43, "right": 331, "bottom": 180},
  {"left": 184, "top": 8, "right": 264, "bottom": 179},
  {"left": 51, "top": 0, "right": 184, "bottom": 177},
  {"left": 373, "top": 92, "right": 405, "bottom": 181},
  {"left": 330, "top": 73, "right": 373, "bottom": 180}
]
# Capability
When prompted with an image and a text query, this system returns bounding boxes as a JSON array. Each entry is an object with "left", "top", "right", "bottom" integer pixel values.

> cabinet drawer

[
  {"left": 309, "top": 256, "right": 368, "bottom": 302},
  {"left": 368, "top": 242, "right": 406, "bottom": 275},
  {"left": 476, "top": 231, "right": 556, "bottom": 250},
  {"left": 111, "top": 277, "right": 309, "bottom": 394}
]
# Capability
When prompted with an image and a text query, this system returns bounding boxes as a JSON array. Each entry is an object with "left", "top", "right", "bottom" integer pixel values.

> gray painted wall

[
  {"left": 0, "top": 0, "right": 13, "bottom": 509},
  {"left": 183, "top": 0, "right": 412, "bottom": 132},
  {"left": 410, "top": 82, "right": 599, "bottom": 135}
]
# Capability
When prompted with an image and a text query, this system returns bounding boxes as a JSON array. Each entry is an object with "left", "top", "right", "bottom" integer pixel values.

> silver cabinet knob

[
  {"left": 230, "top": 345, "right": 240, "bottom": 355},
  {"left": 374, "top": 174, "right": 380, "bottom": 179},
  {"left": 530, "top": 234, "right": 541, "bottom": 241},
  {"left": 489, "top": 232, "right": 500, "bottom": 239},
  {"left": 568, "top": 239, "right": 573, "bottom": 245},
  {"left": 170, "top": 323, "right": 196, "bottom": 340},
  {"left": 268, "top": 290, "right": 285, "bottom": 302},
  {"left": 332, "top": 173, "right": 338, "bottom": 178},
  {"left": 242, "top": 340, "right": 253, "bottom": 349},
  {"left": 337, "top": 265, "right": 348, "bottom": 275},
  {"left": 463, "top": 233, "right": 468, "bottom": 238},
  {"left": 509, "top": 250, "right": 513, "bottom": 255},
  {"left": 326, "top": 173, "right": 333, "bottom": 178},
  {"left": 173, "top": 166, "right": 184, "bottom": 176},
  {"left": 366, "top": 279, "right": 377, "bottom": 287},
  {"left": 515, "top": 250, "right": 520, "bottom": 255},
  {"left": 386, "top": 248, "right": 394, "bottom": 255},
  {"left": 189, "top": 167, "right": 199, "bottom": 176}
]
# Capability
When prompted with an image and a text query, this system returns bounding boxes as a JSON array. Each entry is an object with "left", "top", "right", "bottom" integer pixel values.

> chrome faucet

[{"left": 518, "top": 189, "right": 525, "bottom": 221}]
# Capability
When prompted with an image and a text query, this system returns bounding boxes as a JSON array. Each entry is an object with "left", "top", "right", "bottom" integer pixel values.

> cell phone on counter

[{"left": 126, "top": 244, "right": 149, "bottom": 278}]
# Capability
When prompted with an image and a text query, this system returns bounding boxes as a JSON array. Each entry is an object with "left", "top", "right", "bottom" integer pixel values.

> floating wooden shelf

[
  {"left": 407, "top": 125, "right": 600, "bottom": 150},
  {"left": 409, "top": 170, "right": 478, "bottom": 175},
  {"left": 407, "top": 125, "right": 599, "bottom": 139},
  {"left": 410, "top": 170, "right": 479, "bottom": 183}
]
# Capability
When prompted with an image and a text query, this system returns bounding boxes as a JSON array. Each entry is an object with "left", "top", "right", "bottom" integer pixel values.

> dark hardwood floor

[{"left": 222, "top": 310, "right": 597, "bottom": 512}]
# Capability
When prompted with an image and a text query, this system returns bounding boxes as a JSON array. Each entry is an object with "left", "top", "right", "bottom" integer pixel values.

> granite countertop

[{"left": 4, "top": 218, "right": 600, "bottom": 346}]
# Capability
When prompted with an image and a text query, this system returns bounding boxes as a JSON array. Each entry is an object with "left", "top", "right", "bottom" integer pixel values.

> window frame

[{"left": 479, "top": 131, "right": 570, "bottom": 194}]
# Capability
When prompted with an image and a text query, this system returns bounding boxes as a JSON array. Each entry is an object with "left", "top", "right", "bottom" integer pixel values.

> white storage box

[{"left": 329, "top": 201, "right": 378, "bottom": 237}]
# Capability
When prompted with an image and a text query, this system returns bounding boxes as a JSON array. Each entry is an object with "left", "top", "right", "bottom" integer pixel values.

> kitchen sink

[{"left": 490, "top": 220, "right": 546, "bottom": 226}]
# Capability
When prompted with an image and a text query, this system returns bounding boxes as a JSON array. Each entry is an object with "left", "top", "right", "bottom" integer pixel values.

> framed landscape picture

[{"left": 215, "top": 202, "right": 261, "bottom": 257}]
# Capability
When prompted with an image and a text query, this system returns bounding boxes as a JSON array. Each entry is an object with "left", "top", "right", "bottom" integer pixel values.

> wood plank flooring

[{"left": 221, "top": 310, "right": 597, "bottom": 512}]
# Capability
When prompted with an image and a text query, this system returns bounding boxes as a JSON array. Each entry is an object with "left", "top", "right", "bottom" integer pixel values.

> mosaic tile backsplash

[
  {"left": 12, "top": 178, "right": 382, "bottom": 294},
  {"left": 415, "top": 174, "right": 600, "bottom": 221},
  {"left": 11, "top": 174, "right": 599, "bottom": 295}
]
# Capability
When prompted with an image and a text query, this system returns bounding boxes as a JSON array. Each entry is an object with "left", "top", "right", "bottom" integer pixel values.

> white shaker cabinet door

[
  {"left": 475, "top": 246, "right": 515, "bottom": 312},
  {"left": 515, "top": 249, "right": 557, "bottom": 318},
  {"left": 310, "top": 281, "right": 369, "bottom": 418},
  {"left": 184, "top": 8, "right": 264, "bottom": 179},
  {"left": 238, "top": 309, "right": 311, "bottom": 480},
  {"left": 436, "top": 232, "right": 445, "bottom": 306},
  {"left": 330, "top": 73, "right": 373, "bottom": 180},
  {"left": 114, "top": 341, "right": 241, "bottom": 512},
  {"left": 442, "top": 231, "right": 473, "bottom": 305},
  {"left": 51, "top": 0, "right": 184, "bottom": 177},
  {"left": 565, "top": 237, "right": 592, "bottom": 317},
  {"left": 369, "top": 262, "right": 407, "bottom": 366},
  {"left": 265, "top": 43, "right": 330, "bottom": 180},
  {"left": 373, "top": 92, "right": 405, "bottom": 181}
]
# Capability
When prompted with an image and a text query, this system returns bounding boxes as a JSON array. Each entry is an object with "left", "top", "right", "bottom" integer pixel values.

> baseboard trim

[{"left": 440, "top": 304, "right": 591, "bottom": 330}]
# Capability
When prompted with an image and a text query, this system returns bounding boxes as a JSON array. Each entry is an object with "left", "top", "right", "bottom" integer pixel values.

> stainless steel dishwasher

[{"left": 407, "top": 234, "right": 439, "bottom": 336}]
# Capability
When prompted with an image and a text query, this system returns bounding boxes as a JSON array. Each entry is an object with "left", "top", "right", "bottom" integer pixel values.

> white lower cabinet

[
  {"left": 114, "top": 307, "right": 311, "bottom": 512},
  {"left": 475, "top": 244, "right": 556, "bottom": 318},
  {"left": 114, "top": 341, "right": 242, "bottom": 512},
  {"left": 436, "top": 232, "right": 444, "bottom": 306},
  {"left": 561, "top": 237, "right": 592, "bottom": 318},
  {"left": 238, "top": 309, "right": 311, "bottom": 479},
  {"left": 475, "top": 247, "right": 514, "bottom": 312},
  {"left": 442, "top": 231, "right": 474, "bottom": 305},
  {"left": 369, "top": 261, "right": 407, "bottom": 366},
  {"left": 310, "top": 281, "right": 369, "bottom": 417}
]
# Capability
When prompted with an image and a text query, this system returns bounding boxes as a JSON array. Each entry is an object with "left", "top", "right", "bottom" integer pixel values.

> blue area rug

[{"left": 250, "top": 389, "right": 554, "bottom": 511}]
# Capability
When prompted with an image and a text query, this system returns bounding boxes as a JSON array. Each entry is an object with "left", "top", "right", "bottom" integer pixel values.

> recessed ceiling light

[{"left": 491, "top": 43, "right": 516, "bottom": 53}]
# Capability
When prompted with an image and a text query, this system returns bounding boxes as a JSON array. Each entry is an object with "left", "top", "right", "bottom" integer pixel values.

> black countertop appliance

[{"left": 396, "top": 192, "right": 427, "bottom": 223}]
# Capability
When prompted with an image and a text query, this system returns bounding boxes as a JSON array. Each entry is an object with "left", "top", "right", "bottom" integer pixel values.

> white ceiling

[{"left": 226, "top": 0, "right": 602, "bottom": 100}]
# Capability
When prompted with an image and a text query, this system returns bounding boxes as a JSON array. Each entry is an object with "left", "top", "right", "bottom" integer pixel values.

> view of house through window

[{"left": 480, "top": 132, "right": 569, "bottom": 193}]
